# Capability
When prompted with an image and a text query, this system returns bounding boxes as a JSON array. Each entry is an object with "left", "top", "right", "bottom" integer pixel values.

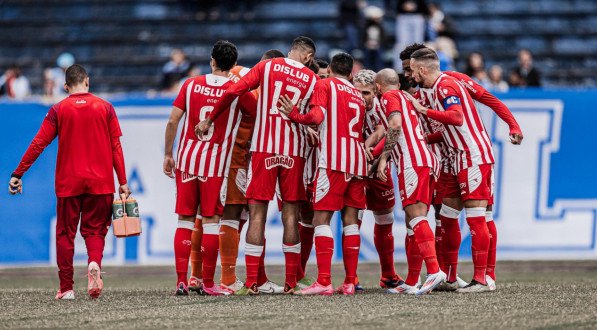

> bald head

[{"left": 375, "top": 68, "right": 400, "bottom": 94}]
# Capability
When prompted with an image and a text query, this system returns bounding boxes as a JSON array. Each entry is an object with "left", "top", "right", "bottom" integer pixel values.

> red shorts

[
  {"left": 246, "top": 152, "right": 306, "bottom": 202},
  {"left": 312, "top": 168, "right": 366, "bottom": 211},
  {"left": 365, "top": 165, "right": 396, "bottom": 212},
  {"left": 443, "top": 164, "right": 494, "bottom": 202},
  {"left": 397, "top": 166, "right": 434, "bottom": 208},
  {"left": 225, "top": 167, "right": 248, "bottom": 205},
  {"left": 175, "top": 170, "right": 226, "bottom": 217},
  {"left": 433, "top": 170, "right": 453, "bottom": 205}
]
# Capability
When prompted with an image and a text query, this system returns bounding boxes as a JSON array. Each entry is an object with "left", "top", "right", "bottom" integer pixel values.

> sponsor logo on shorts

[
  {"left": 265, "top": 155, "right": 294, "bottom": 169},
  {"left": 381, "top": 190, "right": 394, "bottom": 197},
  {"left": 181, "top": 172, "right": 197, "bottom": 183}
]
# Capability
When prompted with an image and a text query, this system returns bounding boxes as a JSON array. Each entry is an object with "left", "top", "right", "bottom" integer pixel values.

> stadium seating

[{"left": 0, "top": 0, "right": 595, "bottom": 93}]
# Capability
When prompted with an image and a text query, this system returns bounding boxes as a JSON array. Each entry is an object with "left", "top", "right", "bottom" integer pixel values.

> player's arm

[
  {"left": 164, "top": 106, "right": 185, "bottom": 178},
  {"left": 198, "top": 63, "right": 263, "bottom": 137},
  {"left": 478, "top": 92, "right": 523, "bottom": 144},
  {"left": 238, "top": 91, "right": 258, "bottom": 119},
  {"left": 364, "top": 124, "right": 385, "bottom": 162},
  {"left": 404, "top": 90, "right": 463, "bottom": 126},
  {"left": 9, "top": 107, "right": 58, "bottom": 194},
  {"left": 446, "top": 71, "right": 523, "bottom": 144},
  {"left": 107, "top": 105, "right": 130, "bottom": 198},
  {"left": 278, "top": 95, "right": 324, "bottom": 125},
  {"left": 375, "top": 111, "right": 402, "bottom": 180}
]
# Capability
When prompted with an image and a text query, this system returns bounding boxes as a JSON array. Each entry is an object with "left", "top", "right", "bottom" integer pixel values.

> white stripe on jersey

[
  {"left": 179, "top": 140, "right": 193, "bottom": 173},
  {"left": 197, "top": 142, "right": 210, "bottom": 175},
  {"left": 340, "top": 137, "right": 347, "bottom": 172},
  {"left": 258, "top": 61, "right": 272, "bottom": 153},
  {"left": 330, "top": 81, "right": 338, "bottom": 168},
  {"left": 187, "top": 142, "right": 201, "bottom": 174}
]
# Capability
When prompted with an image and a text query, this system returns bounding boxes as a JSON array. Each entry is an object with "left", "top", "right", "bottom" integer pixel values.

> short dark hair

[
  {"left": 292, "top": 36, "right": 316, "bottom": 54},
  {"left": 330, "top": 52, "right": 353, "bottom": 77},
  {"left": 307, "top": 60, "right": 320, "bottom": 74},
  {"left": 315, "top": 58, "right": 329, "bottom": 69},
  {"left": 262, "top": 49, "right": 285, "bottom": 60},
  {"left": 211, "top": 40, "right": 238, "bottom": 71},
  {"left": 65, "top": 64, "right": 88, "bottom": 87},
  {"left": 411, "top": 48, "right": 439, "bottom": 61},
  {"left": 399, "top": 43, "right": 427, "bottom": 61}
]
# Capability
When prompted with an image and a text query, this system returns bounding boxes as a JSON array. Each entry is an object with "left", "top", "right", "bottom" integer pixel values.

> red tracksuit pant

[{"left": 56, "top": 194, "right": 112, "bottom": 292}]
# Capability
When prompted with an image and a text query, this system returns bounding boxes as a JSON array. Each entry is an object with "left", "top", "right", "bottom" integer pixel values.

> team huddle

[{"left": 164, "top": 36, "right": 523, "bottom": 296}]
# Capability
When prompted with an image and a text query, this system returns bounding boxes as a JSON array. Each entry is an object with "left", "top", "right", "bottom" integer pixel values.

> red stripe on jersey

[
  {"left": 431, "top": 74, "right": 494, "bottom": 173},
  {"left": 174, "top": 74, "right": 243, "bottom": 177},
  {"left": 380, "top": 90, "right": 438, "bottom": 172},
  {"left": 250, "top": 58, "right": 318, "bottom": 158},
  {"left": 314, "top": 78, "right": 367, "bottom": 176}
]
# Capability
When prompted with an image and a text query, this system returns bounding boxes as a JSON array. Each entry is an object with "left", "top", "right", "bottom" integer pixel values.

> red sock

[
  {"left": 283, "top": 243, "right": 301, "bottom": 288},
  {"left": 440, "top": 205, "right": 461, "bottom": 282},
  {"left": 297, "top": 222, "right": 314, "bottom": 280},
  {"left": 486, "top": 215, "right": 497, "bottom": 281},
  {"left": 466, "top": 208, "right": 490, "bottom": 284},
  {"left": 435, "top": 219, "right": 445, "bottom": 272},
  {"left": 411, "top": 217, "right": 440, "bottom": 274},
  {"left": 174, "top": 221, "right": 194, "bottom": 285},
  {"left": 342, "top": 224, "right": 360, "bottom": 285},
  {"left": 257, "top": 238, "right": 268, "bottom": 286},
  {"left": 244, "top": 243, "right": 263, "bottom": 289},
  {"left": 314, "top": 225, "right": 334, "bottom": 286},
  {"left": 201, "top": 223, "right": 219, "bottom": 288},
  {"left": 405, "top": 231, "right": 423, "bottom": 286},
  {"left": 373, "top": 220, "right": 396, "bottom": 279}
]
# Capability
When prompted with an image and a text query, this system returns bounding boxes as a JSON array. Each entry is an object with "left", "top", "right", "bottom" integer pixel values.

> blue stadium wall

[{"left": 1, "top": 89, "right": 596, "bottom": 266}]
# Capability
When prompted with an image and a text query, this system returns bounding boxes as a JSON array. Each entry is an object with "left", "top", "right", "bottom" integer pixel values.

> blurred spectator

[
  {"left": 394, "top": 0, "right": 429, "bottom": 69},
  {"left": 509, "top": 49, "right": 541, "bottom": 87},
  {"left": 161, "top": 49, "right": 191, "bottom": 92},
  {"left": 44, "top": 52, "right": 75, "bottom": 98},
  {"left": 0, "top": 65, "right": 31, "bottom": 100},
  {"left": 487, "top": 65, "right": 509, "bottom": 92},
  {"left": 427, "top": 2, "right": 456, "bottom": 41},
  {"left": 464, "top": 52, "right": 490, "bottom": 85},
  {"left": 339, "top": 0, "right": 365, "bottom": 54},
  {"left": 362, "top": 6, "right": 386, "bottom": 71}
]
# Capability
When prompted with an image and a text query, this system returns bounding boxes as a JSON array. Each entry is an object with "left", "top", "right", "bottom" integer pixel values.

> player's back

[
  {"left": 431, "top": 74, "right": 494, "bottom": 170},
  {"left": 316, "top": 77, "right": 367, "bottom": 176},
  {"left": 176, "top": 74, "right": 243, "bottom": 177},
  {"left": 381, "top": 90, "right": 436, "bottom": 170},
  {"left": 252, "top": 57, "right": 318, "bottom": 158}
]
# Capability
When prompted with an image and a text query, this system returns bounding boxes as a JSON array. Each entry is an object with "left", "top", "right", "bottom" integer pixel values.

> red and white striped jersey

[
  {"left": 312, "top": 77, "right": 368, "bottom": 176},
  {"left": 430, "top": 73, "right": 494, "bottom": 173},
  {"left": 415, "top": 88, "right": 452, "bottom": 172},
  {"left": 173, "top": 74, "right": 247, "bottom": 177},
  {"left": 225, "top": 57, "right": 319, "bottom": 158},
  {"left": 380, "top": 89, "right": 438, "bottom": 173},
  {"left": 363, "top": 97, "right": 387, "bottom": 140}
]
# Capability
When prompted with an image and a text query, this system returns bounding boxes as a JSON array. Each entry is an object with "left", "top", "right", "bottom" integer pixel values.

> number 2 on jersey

[{"left": 348, "top": 102, "right": 361, "bottom": 138}]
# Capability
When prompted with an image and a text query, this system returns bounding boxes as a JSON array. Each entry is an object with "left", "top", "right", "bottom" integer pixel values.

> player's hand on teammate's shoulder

[
  {"left": 277, "top": 95, "right": 295, "bottom": 118},
  {"left": 8, "top": 176, "right": 22, "bottom": 195},
  {"left": 404, "top": 93, "right": 427, "bottom": 115},
  {"left": 119, "top": 184, "right": 131, "bottom": 200},
  {"left": 195, "top": 119, "right": 212, "bottom": 139},
  {"left": 163, "top": 155, "right": 176, "bottom": 178}
]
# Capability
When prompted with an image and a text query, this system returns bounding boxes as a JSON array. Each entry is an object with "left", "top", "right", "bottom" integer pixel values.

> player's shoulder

[{"left": 437, "top": 74, "right": 463, "bottom": 97}]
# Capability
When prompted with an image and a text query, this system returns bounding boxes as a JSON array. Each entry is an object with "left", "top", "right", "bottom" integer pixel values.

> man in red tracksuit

[{"left": 8, "top": 64, "right": 130, "bottom": 300}]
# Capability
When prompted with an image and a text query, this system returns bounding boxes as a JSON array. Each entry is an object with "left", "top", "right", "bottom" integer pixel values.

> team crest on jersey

[{"left": 265, "top": 155, "right": 294, "bottom": 169}]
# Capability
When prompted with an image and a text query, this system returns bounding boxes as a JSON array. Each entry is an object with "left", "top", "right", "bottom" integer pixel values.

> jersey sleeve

[
  {"left": 382, "top": 93, "right": 403, "bottom": 117},
  {"left": 428, "top": 80, "right": 464, "bottom": 126},
  {"left": 238, "top": 92, "right": 257, "bottom": 118},
  {"left": 12, "top": 106, "right": 59, "bottom": 177},
  {"left": 445, "top": 71, "right": 486, "bottom": 100},
  {"left": 308, "top": 80, "right": 329, "bottom": 110},
  {"left": 210, "top": 62, "right": 264, "bottom": 121},
  {"left": 172, "top": 79, "right": 190, "bottom": 111},
  {"left": 107, "top": 104, "right": 123, "bottom": 138}
]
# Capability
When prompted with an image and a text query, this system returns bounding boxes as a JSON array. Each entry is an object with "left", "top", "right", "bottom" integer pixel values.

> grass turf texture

[{"left": 0, "top": 261, "right": 596, "bottom": 329}]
